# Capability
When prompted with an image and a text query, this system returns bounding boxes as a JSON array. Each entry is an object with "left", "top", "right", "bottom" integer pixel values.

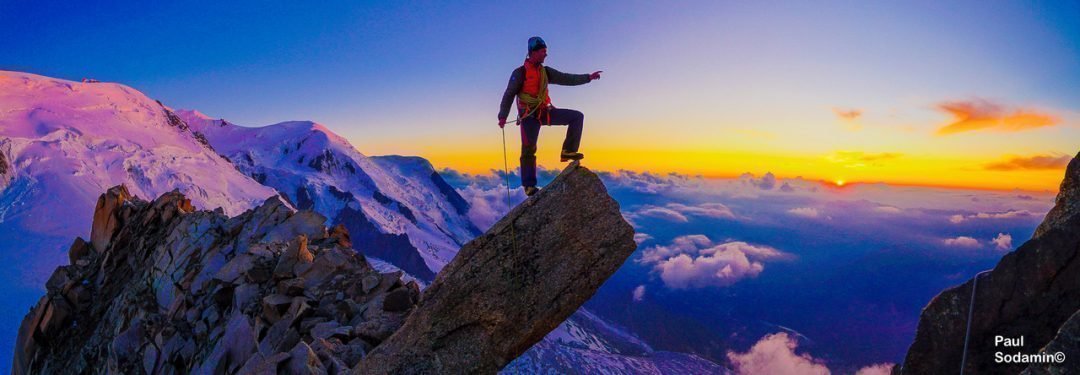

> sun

[{"left": 835, "top": 179, "right": 846, "bottom": 187}]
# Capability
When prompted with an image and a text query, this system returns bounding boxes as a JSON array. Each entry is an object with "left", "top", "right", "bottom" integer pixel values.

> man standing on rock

[{"left": 498, "top": 36, "right": 602, "bottom": 196}]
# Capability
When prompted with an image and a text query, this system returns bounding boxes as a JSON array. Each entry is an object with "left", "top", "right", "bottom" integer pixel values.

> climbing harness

[{"left": 960, "top": 269, "right": 992, "bottom": 374}]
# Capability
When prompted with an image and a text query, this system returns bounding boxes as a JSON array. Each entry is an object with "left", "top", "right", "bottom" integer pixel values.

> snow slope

[
  {"left": 0, "top": 71, "right": 279, "bottom": 370},
  {"left": 177, "top": 110, "right": 480, "bottom": 280},
  {"left": 505, "top": 308, "right": 729, "bottom": 374}
]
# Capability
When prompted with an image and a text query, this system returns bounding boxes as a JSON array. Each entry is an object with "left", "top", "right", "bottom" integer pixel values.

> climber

[{"left": 498, "top": 36, "right": 602, "bottom": 196}]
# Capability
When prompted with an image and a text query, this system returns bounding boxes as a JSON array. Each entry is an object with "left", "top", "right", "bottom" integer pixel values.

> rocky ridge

[
  {"left": 14, "top": 161, "right": 637, "bottom": 374},
  {"left": 14, "top": 185, "right": 419, "bottom": 374}
]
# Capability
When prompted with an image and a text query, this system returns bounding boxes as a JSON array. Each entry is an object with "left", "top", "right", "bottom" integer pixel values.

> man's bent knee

[{"left": 521, "top": 144, "right": 537, "bottom": 157}]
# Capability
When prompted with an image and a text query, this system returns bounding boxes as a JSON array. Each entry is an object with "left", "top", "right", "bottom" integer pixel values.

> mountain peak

[
  {"left": 899, "top": 149, "right": 1080, "bottom": 374},
  {"left": 1032, "top": 151, "right": 1080, "bottom": 239}
]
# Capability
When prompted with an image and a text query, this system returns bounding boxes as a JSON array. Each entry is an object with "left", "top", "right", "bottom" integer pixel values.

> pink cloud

[
  {"left": 788, "top": 207, "right": 820, "bottom": 218},
  {"left": 934, "top": 99, "right": 1058, "bottom": 135},
  {"left": 640, "top": 236, "right": 791, "bottom": 289},
  {"left": 944, "top": 236, "right": 980, "bottom": 248},
  {"left": 727, "top": 333, "right": 830, "bottom": 375},
  {"left": 833, "top": 107, "right": 863, "bottom": 121},
  {"left": 856, "top": 363, "right": 896, "bottom": 375},
  {"left": 992, "top": 233, "right": 1012, "bottom": 251}
]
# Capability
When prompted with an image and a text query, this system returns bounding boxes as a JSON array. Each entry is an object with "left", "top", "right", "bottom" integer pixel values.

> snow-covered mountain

[
  {"left": 506, "top": 308, "right": 729, "bottom": 374},
  {"left": 176, "top": 110, "right": 481, "bottom": 280},
  {"left": 0, "top": 71, "right": 280, "bottom": 370},
  {"left": 0, "top": 70, "right": 279, "bottom": 285}
]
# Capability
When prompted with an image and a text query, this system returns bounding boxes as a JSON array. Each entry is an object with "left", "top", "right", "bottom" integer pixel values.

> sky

[{"left": 3, "top": 1, "right": 1079, "bottom": 190}]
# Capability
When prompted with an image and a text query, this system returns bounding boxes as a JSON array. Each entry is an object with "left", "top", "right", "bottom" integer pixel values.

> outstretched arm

[{"left": 546, "top": 67, "right": 597, "bottom": 86}]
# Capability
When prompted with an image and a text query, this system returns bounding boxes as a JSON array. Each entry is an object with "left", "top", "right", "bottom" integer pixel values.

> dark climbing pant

[{"left": 519, "top": 108, "right": 584, "bottom": 188}]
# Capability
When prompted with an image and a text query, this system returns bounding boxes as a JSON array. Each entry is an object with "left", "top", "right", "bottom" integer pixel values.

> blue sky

[{"left": 3, "top": 1, "right": 1080, "bottom": 189}]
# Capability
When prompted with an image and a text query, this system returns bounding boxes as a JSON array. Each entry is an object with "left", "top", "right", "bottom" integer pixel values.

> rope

[
  {"left": 960, "top": 269, "right": 991, "bottom": 374},
  {"left": 500, "top": 126, "right": 518, "bottom": 254}
]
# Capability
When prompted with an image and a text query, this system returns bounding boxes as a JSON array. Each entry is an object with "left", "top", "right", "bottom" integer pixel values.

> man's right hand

[{"left": 498, "top": 118, "right": 507, "bottom": 128}]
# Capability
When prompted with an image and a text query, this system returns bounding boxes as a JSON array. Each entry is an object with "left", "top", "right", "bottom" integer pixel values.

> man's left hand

[{"left": 590, "top": 71, "right": 603, "bottom": 80}]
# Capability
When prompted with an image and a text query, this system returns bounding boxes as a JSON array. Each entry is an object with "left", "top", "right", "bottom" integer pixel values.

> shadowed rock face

[
  {"left": 13, "top": 187, "right": 420, "bottom": 374},
  {"left": 14, "top": 162, "right": 635, "bottom": 375},
  {"left": 899, "top": 151, "right": 1080, "bottom": 374},
  {"left": 356, "top": 161, "right": 637, "bottom": 374}
]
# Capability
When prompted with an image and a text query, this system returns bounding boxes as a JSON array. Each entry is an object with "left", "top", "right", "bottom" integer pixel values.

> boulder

[{"left": 356, "top": 162, "right": 636, "bottom": 374}]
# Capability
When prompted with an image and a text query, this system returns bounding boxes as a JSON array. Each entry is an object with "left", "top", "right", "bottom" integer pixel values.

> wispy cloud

[
  {"left": 985, "top": 154, "right": 1072, "bottom": 171},
  {"left": 827, "top": 151, "right": 902, "bottom": 168},
  {"left": 950, "top": 209, "right": 1034, "bottom": 223},
  {"left": 934, "top": 99, "right": 1059, "bottom": 135},
  {"left": 833, "top": 107, "right": 863, "bottom": 121},
  {"left": 788, "top": 207, "right": 820, "bottom": 218},
  {"left": 637, "top": 206, "right": 690, "bottom": 223},
  {"left": 833, "top": 107, "right": 864, "bottom": 131}
]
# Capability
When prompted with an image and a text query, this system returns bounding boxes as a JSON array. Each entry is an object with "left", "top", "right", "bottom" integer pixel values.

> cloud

[
  {"left": 855, "top": 363, "right": 896, "bottom": 375},
  {"left": 788, "top": 207, "right": 820, "bottom": 218},
  {"left": 639, "top": 235, "right": 791, "bottom": 289},
  {"left": 727, "top": 333, "right": 830, "bottom": 375},
  {"left": 630, "top": 202, "right": 737, "bottom": 223},
  {"left": 934, "top": 99, "right": 1059, "bottom": 135},
  {"left": 827, "top": 151, "right": 903, "bottom": 163},
  {"left": 826, "top": 151, "right": 902, "bottom": 168},
  {"left": 943, "top": 236, "right": 980, "bottom": 248},
  {"left": 984, "top": 154, "right": 1072, "bottom": 171},
  {"left": 634, "top": 233, "right": 653, "bottom": 245},
  {"left": 455, "top": 183, "right": 526, "bottom": 231},
  {"left": 637, "top": 206, "right": 690, "bottom": 223},
  {"left": 992, "top": 233, "right": 1012, "bottom": 251},
  {"left": 833, "top": 108, "right": 863, "bottom": 121},
  {"left": 740, "top": 172, "right": 777, "bottom": 190},
  {"left": 597, "top": 170, "right": 698, "bottom": 194},
  {"left": 950, "top": 210, "right": 1034, "bottom": 223},
  {"left": 874, "top": 205, "right": 902, "bottom": 214},
  {"left": 833, "top": 107, "right": 864, "bottom": 131},
  {"left": 632, "top": 285, "right": 645, "bottom": 302},
  {"left": 666, "top": 202, "right": 736, "bottom": 219}
]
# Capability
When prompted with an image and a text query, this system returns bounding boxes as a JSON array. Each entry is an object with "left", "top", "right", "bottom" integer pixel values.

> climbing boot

[
  {"left": 524, "top": 186, "right": 539, "bottom": 196},
  {"left": 560, "top": 150, "right": 584, "bottom": 162}
]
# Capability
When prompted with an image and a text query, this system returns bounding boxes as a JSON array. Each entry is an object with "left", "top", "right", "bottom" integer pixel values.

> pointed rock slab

[
  {"left": 355, "top": 162, "right": 637, "bottom": 374},
  {"left": 90, "top": 185, "right": 131, "bottom": 253}
]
